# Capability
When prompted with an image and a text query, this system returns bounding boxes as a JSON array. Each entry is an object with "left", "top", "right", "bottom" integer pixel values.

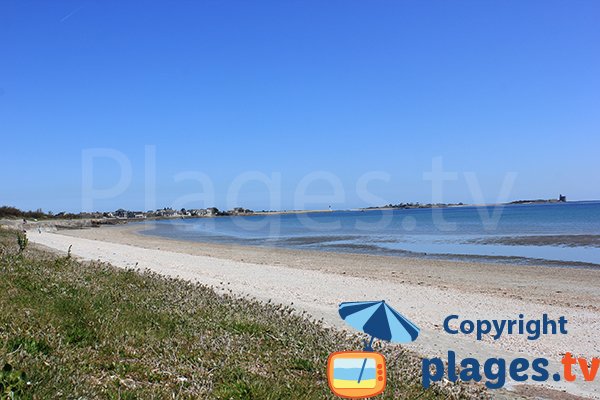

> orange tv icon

[{"left": 327, "top": 351, "right": 386, "bottom": 399}]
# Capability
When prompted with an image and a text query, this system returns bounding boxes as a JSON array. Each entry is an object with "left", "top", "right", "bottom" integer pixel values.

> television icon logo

[{"left": 327, "top": 351, "right": 386, "bottom": 399}]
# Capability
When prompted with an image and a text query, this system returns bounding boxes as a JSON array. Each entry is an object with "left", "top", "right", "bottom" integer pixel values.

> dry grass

[{"left": 0, "top": 228, "right": 486, "bottom": 399}]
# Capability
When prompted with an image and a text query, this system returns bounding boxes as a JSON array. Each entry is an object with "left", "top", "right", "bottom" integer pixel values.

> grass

[{"left": 0, "top": 228, "right": 487, "bottom": 399}]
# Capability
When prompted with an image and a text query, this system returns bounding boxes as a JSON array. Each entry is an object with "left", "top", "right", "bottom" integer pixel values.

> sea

[{"left": 138, "top": 201, "right": 600, "bottom": 267}]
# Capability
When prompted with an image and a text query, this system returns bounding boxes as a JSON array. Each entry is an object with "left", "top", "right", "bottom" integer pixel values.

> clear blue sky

[{"left": 1, "top": 1, "right": 599, "bottom": 212}]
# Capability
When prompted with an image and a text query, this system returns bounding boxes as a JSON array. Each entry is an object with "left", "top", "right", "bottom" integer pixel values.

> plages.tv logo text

[{"left": 422, "top": 314, "right": 600, "bottom": 389}]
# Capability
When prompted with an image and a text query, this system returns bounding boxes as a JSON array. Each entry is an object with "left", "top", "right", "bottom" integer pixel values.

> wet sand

[{"left": 472, "top": 235, "right": 600, "bottom": 248}]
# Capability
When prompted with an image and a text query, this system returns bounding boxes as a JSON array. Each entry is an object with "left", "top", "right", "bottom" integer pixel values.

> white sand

[{"left": 27, "top": 228, "right": 600, "bottom": 398}]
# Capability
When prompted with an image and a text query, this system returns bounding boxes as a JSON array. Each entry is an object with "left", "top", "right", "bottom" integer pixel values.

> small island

[
  {"left": 363, "top": 194, "right": 567, "bottom": 210},
  {"left": 362, "top": 202, "right": 465, "bottom": 210},
  {"left": 508, "top": 194, "right": 567, "bottom": 205}
]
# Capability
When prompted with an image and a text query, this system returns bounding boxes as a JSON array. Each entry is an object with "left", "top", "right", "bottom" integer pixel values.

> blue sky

[{"left": 1, "top": 1, "right": 599, "bottom": 212}]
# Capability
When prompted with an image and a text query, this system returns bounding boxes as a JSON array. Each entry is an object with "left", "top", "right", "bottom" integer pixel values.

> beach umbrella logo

[
  {"left": 327, "top": 300, "right": 420, "bottom": 399},
  {"left": 339, "top": 300, "right": 420, "bottom": 349}
]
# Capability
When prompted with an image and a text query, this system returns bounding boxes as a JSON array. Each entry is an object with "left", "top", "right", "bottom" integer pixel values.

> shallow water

[{"left": 138, "top": 201, "right": 600, "bottom": 266}]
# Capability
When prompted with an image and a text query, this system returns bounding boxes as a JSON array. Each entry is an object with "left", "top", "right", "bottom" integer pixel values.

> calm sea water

[{"left": 139, "top": 201, "right": 600, "bottom": 266}]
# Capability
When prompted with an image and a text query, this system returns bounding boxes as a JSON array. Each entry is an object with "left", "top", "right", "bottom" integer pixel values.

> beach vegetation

[
  {"left": 16, "top": 232, "right": 28, "bottom": 253},
  {"left": 0, "top": 206, "right": 81, "bottom": 220},
  {"left": 0, "top": 363, "right": 29, "bottom": 398}
]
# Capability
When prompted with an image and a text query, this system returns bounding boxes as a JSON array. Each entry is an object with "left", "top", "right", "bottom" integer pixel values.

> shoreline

[
  {"left": 5, "top": 215, "right": 600, "bottom": 268},
  {"left": 25, "top": 224, "right": 600, "bottom": 398},
  {"left": 57, "top": 223, "right": 600, "bottom": 312},
  {"left": 134, "top": 220, "right": 600, "bottom": 269}
]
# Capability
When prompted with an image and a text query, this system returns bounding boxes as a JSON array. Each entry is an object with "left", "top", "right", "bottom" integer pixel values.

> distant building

[
  {"left": 206, "top": 207, "right": 219, "bottom": 216},
  {"left": 559, "top": 194, "right": 567, "bottom": 202},
  {"left": 156, "top": 208, "right": 178, "bottom": 217},
  {"left": 230, "top": 207, "right": 253, "bottom": 215},
  {"left": 114, "top": 209, "right": 128, "bottom": 218}
]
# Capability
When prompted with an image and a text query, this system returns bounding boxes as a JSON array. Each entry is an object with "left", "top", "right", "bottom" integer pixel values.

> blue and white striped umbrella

[{"left": 339, "top": 300, "right": 419, "bottom": 347}]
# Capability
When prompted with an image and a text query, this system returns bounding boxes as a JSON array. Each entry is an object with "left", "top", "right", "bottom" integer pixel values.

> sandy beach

[{"left": 24, "top": 224, "right": 600, "bottom": 398}]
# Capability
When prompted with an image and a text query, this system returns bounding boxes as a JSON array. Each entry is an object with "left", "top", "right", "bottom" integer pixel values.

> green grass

[{"left": 0, "top": 228, "right": 486, "bottom": 399}]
